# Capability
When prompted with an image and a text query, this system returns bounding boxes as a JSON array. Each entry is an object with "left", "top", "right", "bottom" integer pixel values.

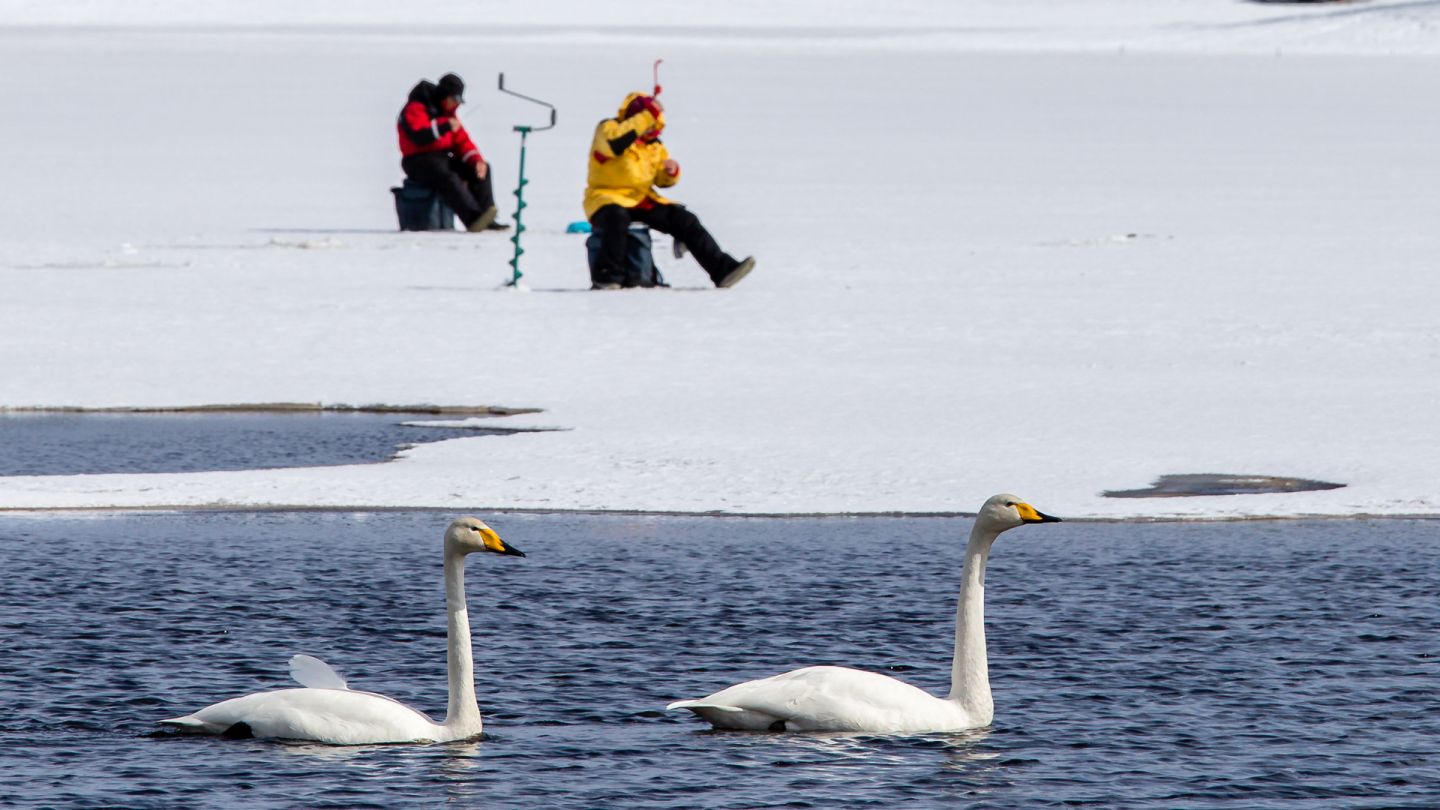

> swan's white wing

[
  {"left": 288, "top": 654, "right": 349, "bottom": 690},
  {"left": 161, "top": 687, "right": 446, "bottom": 744},
  {"left": 669, "top": 665, "right": 971, "bottom": 733}
]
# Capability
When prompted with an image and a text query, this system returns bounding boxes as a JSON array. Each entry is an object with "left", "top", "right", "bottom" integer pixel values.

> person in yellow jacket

[{"left": 585, "top": 91, "right": 756, "bottom": 289}]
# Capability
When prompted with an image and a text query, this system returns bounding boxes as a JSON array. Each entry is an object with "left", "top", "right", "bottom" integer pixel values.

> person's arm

[
  {"left": 593, "top": 107, "right": 661, "bottom": 159},
  {"left": 399, "top": 100, "right": 460, "bottom": 147},
  {"left": 448, "top": 119, "right": 484, "bottom": 169}
]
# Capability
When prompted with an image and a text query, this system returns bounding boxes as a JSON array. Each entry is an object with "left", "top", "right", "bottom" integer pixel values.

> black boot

[{"left": 716, "top": 256, "right": 756, "bottom": 288}]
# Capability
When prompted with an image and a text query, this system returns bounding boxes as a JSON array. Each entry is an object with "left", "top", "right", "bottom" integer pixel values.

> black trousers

[
  {"left": 401, "top": 152, "right": 496, "bottom": 227},
  {"left": 590, "top": 203, "right": 738, "bottom": 286}
]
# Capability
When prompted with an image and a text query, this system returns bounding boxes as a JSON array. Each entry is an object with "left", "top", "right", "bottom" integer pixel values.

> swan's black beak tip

[{"left": 1023, "top": 511, "right": 1062, "bottom": 524}]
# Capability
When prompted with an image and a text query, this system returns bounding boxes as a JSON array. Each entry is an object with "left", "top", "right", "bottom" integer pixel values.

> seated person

[
  {"left": 584, "top": 92, "right": 755, "bottom": 289},
  {"left": 396, "top": 73, "right": 507, "bottom": 232}
]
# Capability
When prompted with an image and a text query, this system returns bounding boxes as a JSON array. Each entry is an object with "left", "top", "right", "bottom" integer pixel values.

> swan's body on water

[
  {"left": 667, "top": 494, "right": 1060, "bottom": 733},
  {"left": 160, "top": 517, "right": 524, "bottom": 745}
]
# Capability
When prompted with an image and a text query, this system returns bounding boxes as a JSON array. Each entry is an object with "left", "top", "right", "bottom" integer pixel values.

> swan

[
  {"left": 666, "top": 494, "right": 1060, "bottom": 733},
  {"left": 159, "top": 516, "right": 524, "bottom": 744}
]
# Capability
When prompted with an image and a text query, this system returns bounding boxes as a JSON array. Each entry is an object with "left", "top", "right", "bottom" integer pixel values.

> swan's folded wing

[
  {"left": 714, "top": 666, "right": 884, "bottom": 722},
  {"left": 288, "top": 654, "right": 349, "bottom": 690},
  {"left": 672, "top": 666, "right": 950, "bottom": 732},
  {"left": 163, "top": 688, "right": 443, "bottom": 743}
]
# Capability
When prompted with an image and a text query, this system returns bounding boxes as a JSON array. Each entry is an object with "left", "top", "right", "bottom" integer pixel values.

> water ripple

[{"left": 0, "top": 513, "right": 1437, "bottom": 807}]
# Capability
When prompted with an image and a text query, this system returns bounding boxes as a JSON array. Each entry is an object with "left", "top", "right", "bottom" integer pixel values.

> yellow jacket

[{"left": 583, "top": 93, "right": 680, "bottom": 219}]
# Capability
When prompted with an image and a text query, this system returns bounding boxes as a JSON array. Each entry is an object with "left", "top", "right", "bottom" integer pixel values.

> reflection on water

[
  {"left": 773, "top": 728, "right": 997, "bottom": 771},
  {"left": 274, "top": 740, "right": 397, "bottom": 762},
  {"left": 934, "top": 730, "right": 1001, "bottom": 770},
  {"left": 435, "top": 740, "right": 486, "bottom": 772},
  {"left": 0, "top": 511, "right": 1438, "bottom": 807}
]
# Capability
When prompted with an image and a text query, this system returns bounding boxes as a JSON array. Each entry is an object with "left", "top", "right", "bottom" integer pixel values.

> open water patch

[
  {"left": 0, "top": 511, "right": 1437, "bottom": 807},
  {"left": 1104, "top": 472, "right": 1345, "bottom": 498},
  {"left": 0, "top": 410, "right": 540, "bottom": 477}
]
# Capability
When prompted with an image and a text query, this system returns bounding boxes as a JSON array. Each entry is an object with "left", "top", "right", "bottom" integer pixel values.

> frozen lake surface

[
  {"left": 2, "top": 511, "right": 1437, "bottom": 807},
  {"left": 3, "top": 17, "right": 1439, "bottom": 519}
]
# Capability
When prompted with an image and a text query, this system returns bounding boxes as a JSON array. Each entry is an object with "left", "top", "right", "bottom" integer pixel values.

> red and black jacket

[{"left": 396, "top": 80, "right": 483, "bottom": 165}]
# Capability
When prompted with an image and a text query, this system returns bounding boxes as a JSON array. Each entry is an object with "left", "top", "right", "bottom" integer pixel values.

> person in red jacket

[{"left": 396, "top": 73, "right": 507, "bottom": 232}]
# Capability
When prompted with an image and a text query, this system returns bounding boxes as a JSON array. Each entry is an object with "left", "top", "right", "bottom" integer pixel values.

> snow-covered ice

[{"left": 1, "top": 2, "right": 1438, "bottom": 518}]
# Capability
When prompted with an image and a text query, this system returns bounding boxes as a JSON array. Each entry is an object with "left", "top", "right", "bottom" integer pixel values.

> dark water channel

[
  {"left": 1, "top": 511, "right": 1438, "bottom": 808},
  {"left": 0, "top": 412, "right": 492, "bottom": 475}
]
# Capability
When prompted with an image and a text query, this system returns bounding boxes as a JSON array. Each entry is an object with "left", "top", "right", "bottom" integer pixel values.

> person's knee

[{"left": 670, "top": 207, "right": 701, "bottom": 232}]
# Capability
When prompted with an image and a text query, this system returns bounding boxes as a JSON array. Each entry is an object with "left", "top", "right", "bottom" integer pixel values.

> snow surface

[{"left": 1, "top": 2, "right": 1438, "bottom": 518}]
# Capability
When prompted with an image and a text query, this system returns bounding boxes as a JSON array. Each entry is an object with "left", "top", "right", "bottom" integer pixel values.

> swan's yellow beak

[
  {"left": 1016, "top": 502, "right": 1062, "bottom": 524},
  {"left": 480, "top": 528, "right": 526, "bottom": 557}
]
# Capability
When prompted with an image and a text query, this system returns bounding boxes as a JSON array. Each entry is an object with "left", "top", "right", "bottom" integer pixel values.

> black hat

[{"left": 437, "top": 73, "right": 465, "bottom": 102}]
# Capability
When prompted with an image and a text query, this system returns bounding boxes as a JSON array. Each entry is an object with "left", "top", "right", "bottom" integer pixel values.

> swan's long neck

[
  {"left": 442, "top": 548, "right": 482, "bottom": 736},
  {"left": 947, "top": 522, "right": 997, "bottom": 724}
]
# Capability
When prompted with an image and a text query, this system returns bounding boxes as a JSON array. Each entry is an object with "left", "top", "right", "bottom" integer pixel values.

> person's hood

[
  {"left": 618, "top": 91, "right": 665, "bottom": 133},
  {"left": 617, "top": 91, "right": 645, "bottom": 117},
  {"left": 408, "top": 80, "right": 438, "bottom": 105}
]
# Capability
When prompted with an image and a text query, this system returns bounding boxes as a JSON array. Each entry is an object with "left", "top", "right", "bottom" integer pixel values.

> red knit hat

[
  {"left": 618, "top": 92, "right": 660, "bottom": 118},
  {"left": 622, "top": 93, "right": 664, "bottom": 140}
]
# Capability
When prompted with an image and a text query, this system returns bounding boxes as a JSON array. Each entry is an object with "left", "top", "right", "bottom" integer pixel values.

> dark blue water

[
  {"left": 1, "top": 512, "right": 1437, "bottom": 808},
  {"left": 0, "top": 413, "right": 497, "bottom": 476}
]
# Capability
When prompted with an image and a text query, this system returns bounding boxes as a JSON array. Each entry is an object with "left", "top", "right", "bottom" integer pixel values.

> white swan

[
  {"left": 159, "top": 516, "right": 524, "bottom": 744},
  {"left": 666, "top": 494, "right": 1060, "bottom": 733}
]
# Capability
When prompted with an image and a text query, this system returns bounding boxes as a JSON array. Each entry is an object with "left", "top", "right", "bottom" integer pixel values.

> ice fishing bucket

[
  {"left": 586, "top": 223, "right": 666, "bottom": 287},
  {"left": 391, "top": 179, "right": 456, "bottom": 231}
]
